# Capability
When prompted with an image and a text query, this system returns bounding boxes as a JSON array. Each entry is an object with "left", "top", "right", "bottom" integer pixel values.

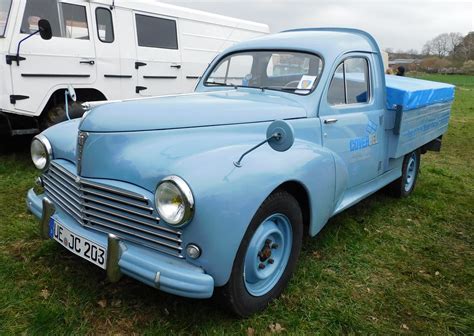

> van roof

[
  {"left": 223, "top": 28, "right": 382, "bottom": 60},
  {"left": 93, "top": 0, "right": 269, "bottom": 33}
]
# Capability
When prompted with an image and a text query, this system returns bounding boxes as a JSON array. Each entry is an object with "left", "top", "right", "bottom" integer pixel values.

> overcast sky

[{"left": 161, "top": 0, "right": 474, "bottom": 52}]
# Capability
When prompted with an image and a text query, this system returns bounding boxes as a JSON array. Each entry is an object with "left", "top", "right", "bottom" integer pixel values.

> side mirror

[
  {"left": 233, "top": 120, "right": 295, "bottom": 167},
  {"left": 9, "top": 19, "right": 53, "bottom": 66},
  {"left": 266, "top": 120, "right": 295, "bottom": 152},
  {"left": 38, "top": 19, "right": 53, "bottom": 40}
]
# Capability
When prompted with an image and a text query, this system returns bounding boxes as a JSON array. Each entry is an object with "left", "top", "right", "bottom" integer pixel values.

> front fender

[{"left": 171, "top": 129, "right": 335, "bottom": 286}]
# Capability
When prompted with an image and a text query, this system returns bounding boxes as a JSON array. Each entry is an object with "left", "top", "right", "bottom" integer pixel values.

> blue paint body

[{"left": 26, "top": 28, "right": 454, "bottom": 299}]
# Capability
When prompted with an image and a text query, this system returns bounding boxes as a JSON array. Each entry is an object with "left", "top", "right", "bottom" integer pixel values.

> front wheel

[
  {"left": 218, "top": 191, "right": 303, "bottom": 317},
  {"left": 388, "top": 149, "right": 421, "bottom": 197}
]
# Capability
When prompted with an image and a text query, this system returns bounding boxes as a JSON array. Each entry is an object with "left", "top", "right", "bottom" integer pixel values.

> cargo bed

[{"left": 385, "top": 76, "right": 455, "bottom": 158}]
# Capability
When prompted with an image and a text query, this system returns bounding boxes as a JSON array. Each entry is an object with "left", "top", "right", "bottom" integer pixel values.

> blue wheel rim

[
  {"left": 404, "top": 153, "right": 417, "bottom": 192},
  {"left": 243, "top": 213, "right": 293, "bottom": 297}
]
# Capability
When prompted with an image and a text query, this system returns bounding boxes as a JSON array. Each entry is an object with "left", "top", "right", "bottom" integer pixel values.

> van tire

[
  {"left": 388, "top": 150, "right": 421, "bottom": 197},
  {"left": 217, "top": 191, "right": 303, "bottom": 317},
  {"left": 41, "top": 102, "right": 84, "bottom": 129}
]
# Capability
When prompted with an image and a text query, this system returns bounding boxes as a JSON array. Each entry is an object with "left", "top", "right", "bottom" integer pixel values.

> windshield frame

[
  {"left": 0, "top": 0, "right": 12, "bottom": 38},
  {"left": 203, "top": 49, "right": 325, "bottom": 96}
]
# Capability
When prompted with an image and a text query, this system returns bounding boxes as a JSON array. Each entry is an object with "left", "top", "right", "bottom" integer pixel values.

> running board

[{"left": 332, "top": 169, "right": 401, "bottom": 216}]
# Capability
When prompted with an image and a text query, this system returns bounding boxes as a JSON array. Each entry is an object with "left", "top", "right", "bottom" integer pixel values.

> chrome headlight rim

[
  {"left": 30, "top": 134, "right": 53, "bottom": 171},
  {"left": 155, "top": 175, "right": 195, "bottom": 227}
]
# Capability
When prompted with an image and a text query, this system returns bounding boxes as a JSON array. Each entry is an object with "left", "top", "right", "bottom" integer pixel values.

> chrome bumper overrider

[{"left": 27, "top": 189, "right": 214, "bottom": 299}]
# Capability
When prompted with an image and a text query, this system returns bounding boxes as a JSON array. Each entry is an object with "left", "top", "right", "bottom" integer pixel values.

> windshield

[
  {"left": 0, "top": 0, "right": 12, "bottom": 37},
  {"left": 205, "top": 51, "right": 323, "bottom": 95}
]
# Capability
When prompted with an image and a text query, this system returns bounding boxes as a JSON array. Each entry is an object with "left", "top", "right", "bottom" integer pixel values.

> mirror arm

[
  {"left": 14, "top": 29, "right": 40, "bottom": 66},
  {"left": 233, "top": 133, "right": 280, "bottom": 168}
]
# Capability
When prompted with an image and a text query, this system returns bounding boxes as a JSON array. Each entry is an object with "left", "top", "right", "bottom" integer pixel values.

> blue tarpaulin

[{"left": 385, "top": 75, "right": 455, "bottom": 111}]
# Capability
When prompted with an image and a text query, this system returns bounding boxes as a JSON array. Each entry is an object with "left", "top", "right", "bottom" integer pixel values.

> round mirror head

[
  {"left": 266, "top": 120, "right": 295, "bottom": 152},
  {"left": 38, "top": 19, "right": 53, "bottom": 40}
]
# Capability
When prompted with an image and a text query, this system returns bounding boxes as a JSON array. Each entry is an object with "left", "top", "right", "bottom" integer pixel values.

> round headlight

[
  {"left": 155, "top": 176, "right": 194, "bottom": 227},
  {"left": 30, "top": 134, "right": 52, "bottom": 171}
]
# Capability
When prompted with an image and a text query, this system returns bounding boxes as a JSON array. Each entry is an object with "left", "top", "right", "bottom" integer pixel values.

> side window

[
  {"left": 96, "top": 7, "right": 114, "bottom": 43},
  {"left": 61, "top": 3, "right": 89, "bottom": 40},
  {"left": 21, "top": 0, "right": 89, "bottom": 40},
  {"left": 327, "top": 63, "right": 345, "bottom": 105},
  {"left": 328, "top": 57, "right": 370, "bottom": 106},
  {"left": 135, "top": 14, "right": 178, "bottom": 49},
  {"left": 21, "top": 0, "right": 61, "bottom": 36}
]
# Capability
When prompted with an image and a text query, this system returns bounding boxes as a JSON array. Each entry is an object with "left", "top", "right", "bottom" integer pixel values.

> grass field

[{"left": 0, "top": 74, "right": 473, "bottom": 335}]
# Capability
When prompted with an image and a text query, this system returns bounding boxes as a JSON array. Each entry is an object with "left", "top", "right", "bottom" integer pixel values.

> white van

[{"left": 0, "top": 0, "right": 269, "bottom": 135}]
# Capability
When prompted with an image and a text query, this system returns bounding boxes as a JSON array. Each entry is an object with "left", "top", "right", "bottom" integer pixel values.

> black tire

[
  {"left": 41, "top": 101, "right": 84, "bottom": 129},
  {"left": 388, "top": 149, "right": 421, "bottom": 198},
  {"left": 217, "top": 191, "right": 303, "bottom": 317}
]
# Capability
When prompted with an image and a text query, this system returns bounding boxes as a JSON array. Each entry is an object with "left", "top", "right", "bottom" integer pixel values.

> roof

[
  {"left": 92, "top": 0, "right": 269, "bottom": 32},
  {"left": 222, "top": 28, "right": 381, "bottom": 61}
]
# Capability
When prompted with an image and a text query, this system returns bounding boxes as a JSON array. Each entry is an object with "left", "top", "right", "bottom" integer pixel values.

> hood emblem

[{"left": 77, "top": 131, "right": 89, "bottom": 175}]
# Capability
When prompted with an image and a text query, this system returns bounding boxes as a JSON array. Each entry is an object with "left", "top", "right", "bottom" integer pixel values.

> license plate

[{"left": 49, "top": 218, "right": 107, "bottom": 269}]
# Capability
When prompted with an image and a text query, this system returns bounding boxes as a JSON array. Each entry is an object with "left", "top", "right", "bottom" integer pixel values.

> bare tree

[{"left": 423, "top": 32, "right": 466, "bottom": 58}]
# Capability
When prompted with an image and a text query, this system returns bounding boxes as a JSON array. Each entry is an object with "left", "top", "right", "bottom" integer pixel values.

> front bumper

[{"left": 26, "top": 188, "right": 214, "bottom": 299}]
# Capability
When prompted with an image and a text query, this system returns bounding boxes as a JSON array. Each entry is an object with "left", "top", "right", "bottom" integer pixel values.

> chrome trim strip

[
  {"left": 46, "top": 192, "right": 83, "bottom": 222},
  {"left": 83, "top": 208, "right": 182, "bottom": 244},
  {"left": 43, "top": 180, "right": 82, "bottom": 212},
  {"left": 51, "top": 161, "right": 76, "bottom": 180},
  {"left": 83, "top": 194, "right": 158, "bottom": 220},
  {"left": 85, "top": 217, "right": 183, "bottom": 253},
  {"left": 89, "top": 224, "right": 184, "bottom": 258},
  {"left": 43, "top": 177, "right": 82, "bottom": 205},
  {"left": 49, "top": 165, "right": 81, "bottom": 191},
  {"left": 44, "top": 172, "right": 81, "bottom": 197},
  {"left": 81, "top": 187, "right": 154, "bottom": 212},
  {"left": 81, "top": 179, "right": 148, "bottom": 202}
]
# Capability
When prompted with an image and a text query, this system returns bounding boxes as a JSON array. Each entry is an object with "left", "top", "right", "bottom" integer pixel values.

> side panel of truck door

[
  {"left": 9, "top": 0, "right": 96, "bottom": 115},
  {"left": 320, "top": 53, "right": 385, "bottom": 189},
  {"left": 133, "top": 12, "right": 183, "bottom": 97},
  {"left": 89, "top": 4, "right": 122, "bottom": 101}
]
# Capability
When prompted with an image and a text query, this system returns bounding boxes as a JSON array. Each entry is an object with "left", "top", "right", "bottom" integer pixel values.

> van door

[
  {"left": 133, "top": 12, "right": 182, "bottom": 97},
  {"left": 9, "top": 0, "right": 96, "bottom": 115},
  {"left": 320, "top": 54, "right": 385, "bottom": 188},
  {"left": 90, "top": 4, "right": 122, "bottom": 101}
]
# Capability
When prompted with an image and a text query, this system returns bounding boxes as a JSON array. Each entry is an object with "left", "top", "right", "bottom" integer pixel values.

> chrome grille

[{"left": 43, "top": 161, "right": 183, "bottom": 258}]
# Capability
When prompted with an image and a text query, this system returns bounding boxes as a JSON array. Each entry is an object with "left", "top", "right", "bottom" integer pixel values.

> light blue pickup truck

[{"left": 27, "top": 28, "right": 455, "bottom": 316}]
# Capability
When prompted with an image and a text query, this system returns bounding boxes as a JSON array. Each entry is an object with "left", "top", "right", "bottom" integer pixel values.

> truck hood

[{"left": 79, "top": 90, "right": 306, "bottom": 132}]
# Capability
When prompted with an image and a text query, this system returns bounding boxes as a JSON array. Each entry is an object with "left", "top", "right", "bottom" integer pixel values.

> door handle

[
  {"left": 80, "top": 60, "right": 95, "bottom": 65},
  {"left": 324, "top": 118, "right": 338, "bottom": 124},
  {"left": 135, "top": 61, "right": 147, "bottom": 69},
  {"left": 170, "top": 64, "right": 182, "bottom": 69}
]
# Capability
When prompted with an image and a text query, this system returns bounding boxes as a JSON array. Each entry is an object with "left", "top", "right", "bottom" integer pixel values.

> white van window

[
  {"left": 0, "top": 0, "right": 12, "bottom": 37},
  {"left": 135, "top": 14, "right": 178, "bottom": 49},
  {"left": 21, "top": 0, "right": 62, "bottom": 36},
  {"left": 96, "top": 7, "right": 114, "bottom": 43},
  {"left": 21, "top": 0, "right": 89, "bottom": 40},
  {"left": 61, "top": 3, "right": 89, "bottom": 40}
]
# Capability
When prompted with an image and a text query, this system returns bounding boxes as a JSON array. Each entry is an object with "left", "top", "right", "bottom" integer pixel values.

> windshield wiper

[{"left": 206, "top": 81, "right": 238, "bottom": 89}]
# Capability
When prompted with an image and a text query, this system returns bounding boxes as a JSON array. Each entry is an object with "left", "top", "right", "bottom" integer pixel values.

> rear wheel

[
  {"left": 218, "top": 191, "right": 303, "bottom": 317},
  {"left": 41, "top": 101, "right": 84, "bottom": 129},
  {"left": 388, "top": 150, "right": 421, "bottom": 197}
]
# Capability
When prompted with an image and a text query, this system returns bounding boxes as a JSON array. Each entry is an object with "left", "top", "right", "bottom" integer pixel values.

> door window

[
  {"left": 62, "top": 3, "right": 88, "bottom": 39},
  {"left": 21, "top": 0, "right": 89, "bottom": 40},
  {"left": 135, "top": 14, "right": 178, "bottom": 49},
  {"left": 96, "top": 7, "right": 114, "bottom": 43},
  {"left": 328, "top": 57, "right": 370, "bottom": 106},
  {"left": 0, "top": 0, "right": 12, "bottom": 37}
]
